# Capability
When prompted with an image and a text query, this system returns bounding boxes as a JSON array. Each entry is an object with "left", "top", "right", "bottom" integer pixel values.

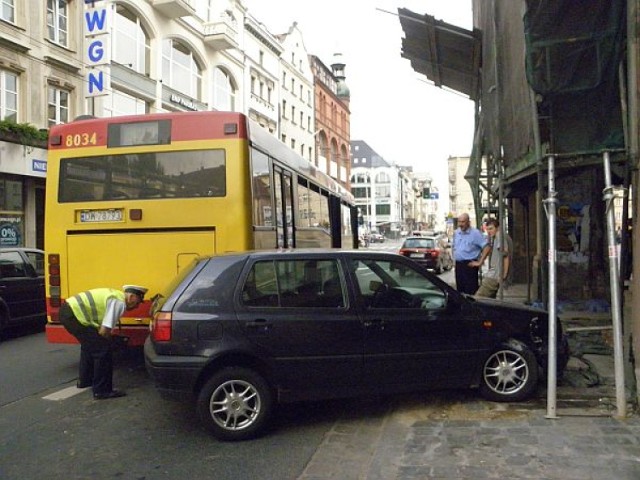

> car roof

[
  {"left": 197, "top": 248, "right": 406, "bottom": 261},
  {"left": 404, "top": 236, "right": 437, "bottom": 241}
]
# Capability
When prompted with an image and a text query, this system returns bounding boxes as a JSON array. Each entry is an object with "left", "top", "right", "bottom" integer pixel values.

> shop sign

[
  {"left": 84, "top": 0, "right": 110, "bottom": 97},
  {"left": 0, "top": 217, "right": 22, "bottom": 247},
  {"left": 170, "top": 94, "right": 199, "bottom": 111},
  {"left": 32, "top": 160, "right": 47, "bottom": 173}
]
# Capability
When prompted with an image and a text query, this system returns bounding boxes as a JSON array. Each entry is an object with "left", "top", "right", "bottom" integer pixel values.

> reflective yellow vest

[{"left": 66, "top": 288, "right": 124, "bottom": 328}]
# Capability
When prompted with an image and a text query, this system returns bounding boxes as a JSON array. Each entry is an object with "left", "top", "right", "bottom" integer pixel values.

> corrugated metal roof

[{"left": 398, "top": 8, "right": 481, "bottom": 101}]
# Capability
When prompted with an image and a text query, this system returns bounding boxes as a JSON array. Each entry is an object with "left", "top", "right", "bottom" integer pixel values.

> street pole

[
  {"left": 543, "top": 155, "right": 558, "bottom": 419},
  {"left": 602, "top": 151, "right": 627, "bottom": 417}
]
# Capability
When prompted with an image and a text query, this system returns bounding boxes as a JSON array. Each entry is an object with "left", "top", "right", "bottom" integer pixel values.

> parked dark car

[
  {"left": 398, "top": 235, "right": 453, "bottom": 274},
  {"left": 145, "top": 250, "right": 569, "bottom": 441},
  {"left": 0, "top": 248, "right": 46, "bottom": 333}
]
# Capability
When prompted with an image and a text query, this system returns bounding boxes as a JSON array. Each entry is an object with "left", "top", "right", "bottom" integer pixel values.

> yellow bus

[{"left": 45, "top": 111, "right": 358, "bottom": 346}]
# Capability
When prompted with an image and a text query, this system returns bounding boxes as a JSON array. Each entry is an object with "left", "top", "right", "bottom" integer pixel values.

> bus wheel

[{"left": 197, "top": 367, "right": 273, "bottom": 441}]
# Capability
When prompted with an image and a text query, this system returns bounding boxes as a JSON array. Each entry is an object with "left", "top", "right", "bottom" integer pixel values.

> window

[
  {"left": 104, "top": 89, "right": 148, "bottom": 117},
  {"left": 59, "top": 149, "right": 226, "bottom": 202},
  {"left": 0, "top": 70, "right": 17, "bottom": 122},
  {"left": 376, "top": 204, "right": 391, "bottom": 215},
  {"left": 0, "top": 251, "right": 27, "bottom": 278},
  {"left": 47, "top": 0, "right": 68, "bottom": 47},
  {"left": 212, "top": 67, "right": 236, "bottom": 111},
  {"left": 375, "top": 172, "right": 391, "bottom": 183},
  {"left": 251, "top": 148, "right": 272, "bottom": 227},
  {"left": 241, "top": 259, "right": 345, "bottom": 308},
  {"left": 174, "top": 257, "right": 245, "bottom": 313},
  {"left": 299, "top": 111, "right": 304, "bottom": 126},
  {"left": 282, "top": 100, "right": 287, "bottom": 118},
  {"left": 1, "top": 0, "right": 14, "bottom": 23},
  {"left": 352, "top": 259, "right": 445, "bottom": 310},
  {"left": 47, "top": 86, "right": 69, "bottom": 126},
  {"left": 113, "top": 5, "right": 150, "bottom": 75},
  {"left": 162, "top": 39, "right": 202, "bottom": 99},
  {"left": 375, "top": 185, "right": 391, "bottom": 198},
  {"left": 291, "top": 105, "right": 296, "bottom": 123}
]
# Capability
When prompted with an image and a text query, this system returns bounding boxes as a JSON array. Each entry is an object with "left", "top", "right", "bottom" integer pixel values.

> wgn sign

[{"left": 84, "top": 0, "right": 110, "bottom": 97}]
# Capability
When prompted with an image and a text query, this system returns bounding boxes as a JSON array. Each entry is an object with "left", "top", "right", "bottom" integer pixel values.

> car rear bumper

[
  {"left": 405, "top": 257, "right": 438, "bottom": 269},
  {"left": 144, "top": 339, "right": 208, "bottom": 397}
]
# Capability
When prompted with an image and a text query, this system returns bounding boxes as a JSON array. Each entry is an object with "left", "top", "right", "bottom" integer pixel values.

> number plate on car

[
  {"left": 79, "top": 209, "right": 124, "bottom": 223},
  {"left": 410, "top": 253, "right": 425, "bottom": 258}
]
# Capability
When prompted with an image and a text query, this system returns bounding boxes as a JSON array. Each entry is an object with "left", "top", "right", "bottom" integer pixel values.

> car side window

[
  {"left": 241, "top": 259, "right": 345, "bottom": 308},
  {"left": 174, "top": 257, "right": 245, "bottom": 313},
  {"left": 352, "top": 258, "right": 446, "bottom": 310},
  {"left": 25, "top": 251, "right": 44, "bottom": 276},
  {"left": 0, "top": 252, "right": 27, "bottom": 278}
]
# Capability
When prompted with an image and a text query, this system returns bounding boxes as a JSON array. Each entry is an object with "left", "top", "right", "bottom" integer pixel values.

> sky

[{"left": 242, "top": 0, "right": 475, "bottom": 210}]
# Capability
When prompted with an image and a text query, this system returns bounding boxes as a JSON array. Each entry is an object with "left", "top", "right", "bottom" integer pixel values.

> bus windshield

[{"left": 59, "top": 149, "right": 226, "bottom": 202}]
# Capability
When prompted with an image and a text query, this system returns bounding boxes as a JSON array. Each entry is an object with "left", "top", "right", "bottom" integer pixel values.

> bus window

[
  {"left": 273, "top": 166, "right": 294, "bottom": 248},
  {"left": 59, "top": 150, "right": 226, "bottom": 201},
  {"left": 297, "top": 178, "right": 310, "bottom": 228},
  {"left": 251, "top": 148, "right": 272, "bottom": 227}
]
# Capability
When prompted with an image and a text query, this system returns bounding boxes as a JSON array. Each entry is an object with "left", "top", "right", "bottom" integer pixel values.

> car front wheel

[
  {"left": 479, "top": 340, "right": 539, "bottom": 402},
  {"left": 197, "top": 367, "right": 273, "bottom": 441}
]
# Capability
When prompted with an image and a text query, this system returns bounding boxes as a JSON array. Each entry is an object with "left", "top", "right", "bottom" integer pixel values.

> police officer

[{"left": 59, "top": 285, "right": 148, "bottom": 400}]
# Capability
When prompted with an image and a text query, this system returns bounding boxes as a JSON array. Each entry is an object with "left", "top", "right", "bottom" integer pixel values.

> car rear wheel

[
  {"left": 197, "top": 367, "right": 273, "bottom": 441},
  {"left": 479, "top": 340, "right": 539, "bottom": 402}
]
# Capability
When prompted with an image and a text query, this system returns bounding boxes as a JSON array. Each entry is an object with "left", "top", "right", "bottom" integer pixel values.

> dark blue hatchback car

[{"left": 144, "top": 249, "right": 569, "bottom": 441}]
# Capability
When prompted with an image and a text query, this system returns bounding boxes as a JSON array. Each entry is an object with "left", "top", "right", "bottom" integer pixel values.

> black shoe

[
  {"left": 93, "top": 390, "right": 127, "bottom": 400},
  {"left": 77, "top": 381, "right": 91, "bottom": 389}
]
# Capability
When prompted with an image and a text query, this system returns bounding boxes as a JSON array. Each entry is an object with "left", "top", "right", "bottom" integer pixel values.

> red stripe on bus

[{"left": 49, "top": 111, "right": 249, "bottom": 149}]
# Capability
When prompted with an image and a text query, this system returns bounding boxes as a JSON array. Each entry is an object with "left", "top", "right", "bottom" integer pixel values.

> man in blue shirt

[{"left": 452, "top": 213, "right": 490, "bottom": 294}]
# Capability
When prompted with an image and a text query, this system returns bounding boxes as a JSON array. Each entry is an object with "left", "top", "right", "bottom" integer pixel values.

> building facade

[
  {"left": 277, "top": 22, "right": 315, "bottom": 163},
  {"left": 447, "top": 156, "right": 476, "bottom": 226},
  {"left": 0, "top": 0, "right": 351, "bottom": 249},
  {"left": 350, "top": 140, "right": 425, "bottom": 237},
  {"left": 310, "top": 54, "right": 351, "bottom": 189}
]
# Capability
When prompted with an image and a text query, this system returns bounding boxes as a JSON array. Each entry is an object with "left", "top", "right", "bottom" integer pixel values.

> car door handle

[
  {"left": 363, "top": 319, "right": 385, "bottom": 330},
  {"left": 245, "top": 319, "right": 272, "bottom": 331}
]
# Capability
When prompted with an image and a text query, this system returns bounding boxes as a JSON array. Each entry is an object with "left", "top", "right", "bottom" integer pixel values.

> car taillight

[
  {"left": 151, "top": 312, "right": 172, "bottom": 342},
  {"left": 48, "top": 254, "right": 61, "bottom": 307}
]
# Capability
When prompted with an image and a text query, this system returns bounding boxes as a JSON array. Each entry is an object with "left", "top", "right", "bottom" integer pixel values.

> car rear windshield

[{"left": 403, "top": 238, "right": 435, "bottom": 249}]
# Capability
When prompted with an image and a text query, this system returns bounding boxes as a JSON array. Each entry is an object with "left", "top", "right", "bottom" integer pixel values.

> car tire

[
  {"left": 197, "top": 367, "right": 273, "bottom": 441},
  {"left": 479, "top": 339, "right": 539, "bottom": 402}
]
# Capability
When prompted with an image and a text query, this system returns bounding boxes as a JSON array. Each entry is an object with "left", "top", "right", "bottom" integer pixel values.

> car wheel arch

[
  {"left": 478, "top": 337, "right": 540, "bottom": 402},
  {"left": 194, "top": 352, "right": 275, "bottom": 396}
]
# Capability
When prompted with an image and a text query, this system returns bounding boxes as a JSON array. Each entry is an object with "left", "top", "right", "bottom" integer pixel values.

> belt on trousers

[{"left": 456, "top": 260, "right": 476, "bottom": 263}]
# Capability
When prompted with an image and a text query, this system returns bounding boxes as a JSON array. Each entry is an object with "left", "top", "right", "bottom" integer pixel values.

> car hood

[{"left": 469, "top": 296, "right": 547, "bottom": 316}]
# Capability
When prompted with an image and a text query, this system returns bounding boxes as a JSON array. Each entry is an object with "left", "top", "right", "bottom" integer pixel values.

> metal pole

[
  {"left": 543, "top": 155, "right": 558, "bottom": 419},
  {"left": 602, "top": 151, "right": 627, "bottom": 417}
]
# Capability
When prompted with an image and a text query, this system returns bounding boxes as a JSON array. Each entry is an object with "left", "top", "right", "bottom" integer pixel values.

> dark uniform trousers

[
  {"left": 59, "top": 302, "right": 113, "bottom": 395},
  {"left": 455, "top": 261, "right": 480, "bottom": 295}
]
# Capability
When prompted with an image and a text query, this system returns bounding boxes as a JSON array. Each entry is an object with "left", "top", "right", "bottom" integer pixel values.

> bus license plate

[{"left": 80, "top": 209, "right": 123, "bottom": 223}]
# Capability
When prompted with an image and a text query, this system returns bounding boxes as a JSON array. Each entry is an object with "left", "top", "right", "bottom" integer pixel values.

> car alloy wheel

[
  {"left": 197, "top": 367, "right": 273, "bottom": 441},
  {"left": 479, "top": 340, "right": 538, "bottom": 402}
]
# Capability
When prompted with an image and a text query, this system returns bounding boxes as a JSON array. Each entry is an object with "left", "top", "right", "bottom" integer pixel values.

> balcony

[
  {"left": 152, "top": 0, "right": 195, "bottom": 18},
  {"left": 203, "top": 19, "right": 238, "bottom": 50}
]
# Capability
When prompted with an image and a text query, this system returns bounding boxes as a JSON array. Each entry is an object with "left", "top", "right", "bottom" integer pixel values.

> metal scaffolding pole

[
  {"left": 602, "top": 151, "right": 627, "bottom": 417},
  {"left": 543, "top": 155, "right": 558, "bottom": 419}
]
